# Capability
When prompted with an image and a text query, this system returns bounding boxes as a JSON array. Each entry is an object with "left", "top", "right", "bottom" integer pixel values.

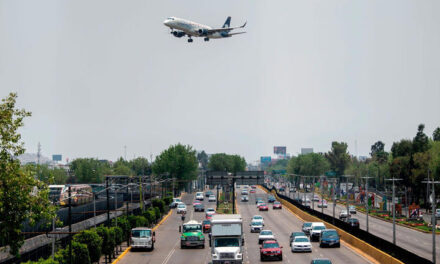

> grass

[{"left": 217, "top": 201, "right": 234, "bottom": 214}]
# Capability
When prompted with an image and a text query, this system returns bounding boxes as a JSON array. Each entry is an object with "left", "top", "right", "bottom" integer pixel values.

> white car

[
  {"left": 258, "top": 230, "right": 275, "bottom": 244},
  {"left": 241, "top": 189, "right": 249, "bottom": 195},
  {"left": 339, "top": 210, "right": 349, "bottom": 220},
  {"left": 171, "top": 198, "right": 182, "bottom": 208},
  {"left": 252, "top": 215, "right": 264, "bottom": 225},
  {"left": 176, "top": 203, "right": 187, "bottom": 214},
  {"left": 208, "top": 195, "right": 216, "bottom": 202},
  {"left": 310, "top": 222, "right": 326, "bottom": 242},
  {"left": 317, "top": 200, "right": 328, "bottom": 208},
  {"left": 206, "top": 208, "right": 216, "bottom": 216},
  {"left": 313, "top": 194, "right": 320, "bottom": 202},
  {"left": 257, "top": 200, "right": 265, "bottom": 208},
  {"left": 195, "top": 192, "right": 204, "bottom": 201},
  {"left": 241, "top": 195, "right": 249, "bottom": 202},
  {"left": 250, "top": 220, "right": 264, "bottom": 233},
  {"left": 291, "top": 236, "right": 312, "bottom": 252},
  {"left": 349, "top": 205, "right": 357, "bottom": 214}
]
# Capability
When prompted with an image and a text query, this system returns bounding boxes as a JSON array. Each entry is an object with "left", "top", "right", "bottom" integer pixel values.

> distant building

[
  {"left": 301, "top": 148, "right": 313, "bottom": 155},
  {"left": 358, "top": 156, "right": 368, "bottom": 162}
]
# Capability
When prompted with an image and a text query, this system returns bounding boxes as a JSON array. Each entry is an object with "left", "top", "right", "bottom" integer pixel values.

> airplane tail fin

[{"left": 222, "top": 16, "right": 231, "bottom": 28}]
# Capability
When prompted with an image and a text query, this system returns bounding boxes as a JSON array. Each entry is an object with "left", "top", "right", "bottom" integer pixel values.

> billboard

[
  {"left": 273, "top": 146, "right": 286, "bottom": 155},
  {"left": 52, "top": 154, "right": 62, "bottom": 161},
  {"left": 260, "top": 156, "right": 272, "bottom": 164}
]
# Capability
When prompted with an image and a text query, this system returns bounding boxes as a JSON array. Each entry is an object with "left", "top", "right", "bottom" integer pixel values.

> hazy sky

[{"left": 1, "top": 0, "right": 439, "bottom": 163}]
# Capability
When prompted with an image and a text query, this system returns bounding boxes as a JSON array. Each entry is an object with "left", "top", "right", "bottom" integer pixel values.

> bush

[
  {"left": 143, "top": 210, "right": 155, "bottom": 225},
  {"left": 111, "top": 226, "right": 124, "bottom": 246},
  {"left": 96, "top": 227, "right": 114, "bottom": 257},
  {"left": 23, "top": 258, "right": 59, "bottom": 264},
  {"left": 113, "top": 216, "right": 131, "bottom": 235},
  {"left": 152, "top": 199, "right": 166, "bottom": 213},
  {"left": 163, "top": 196, "right": 173, "bottom": 206},
  {"left": 73, "top": 230, "right": 102, "bottom": 263},
  {"left": 153, "top": 207, "right": 161, "bottom": 221},
  {"left": 55, "top": 241, "right": 90, "bottom": 264}
]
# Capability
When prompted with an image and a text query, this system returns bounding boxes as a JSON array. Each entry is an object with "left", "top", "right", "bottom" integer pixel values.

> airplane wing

[
  {"left": 205, "top": 21, "right": 247, "bottom": 33},
  {"left": 228, "top": 32, "right": 246, "bottom": 36}
]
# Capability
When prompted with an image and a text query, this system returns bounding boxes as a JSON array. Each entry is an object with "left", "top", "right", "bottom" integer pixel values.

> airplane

[{"left": 163, "top": 16, "right": 246, "bottom": 43}]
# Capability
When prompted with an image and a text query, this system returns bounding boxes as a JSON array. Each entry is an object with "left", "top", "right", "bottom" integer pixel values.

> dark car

[
  {"left": 202, "top": 220, "right": 211, "bottom": 233},
  {"left": 194, "top": 204, "right": 205, "bottom": 212},
  {"left": 311, "top": 259, "right": 332, "bottom": 264},
  {"left": 347, "top": 218, "right": 360, "bottom": 228},
  {"left": 289, "top": 231, "right": 306, "bottom": 243},
  {"left": 260, "top": 240, "right": 283, "bottom": 261},
  {"left": 279, "top": 187, "right": 285, "bottom": 192},
  {"left": 268, "top": 196, "right": 276, "bottom": 203},
  {"left": 319, "top": 229, "right": 340, "bottom": 248},
  {"left": 272, "top": 201, "right": 282, "bottom": 209}
]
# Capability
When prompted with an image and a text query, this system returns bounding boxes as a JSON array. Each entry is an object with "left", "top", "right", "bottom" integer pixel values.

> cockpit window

[{"left": 167, "top": 17, "right": 175, "bottom": 20}]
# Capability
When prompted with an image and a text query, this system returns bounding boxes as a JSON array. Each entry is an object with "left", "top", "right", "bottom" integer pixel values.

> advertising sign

[
  {"left": 273, "top": 146, "right": 286, "bottom": 155},
  {"left": 260, "top": 156, "right": 271, "bottom": 163},
  {"left": 52, "top": 154, "right": 62, "bottom": 161}
]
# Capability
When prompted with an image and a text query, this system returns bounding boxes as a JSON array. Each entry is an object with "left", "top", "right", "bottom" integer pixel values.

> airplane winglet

[{"left": 241, "top": 21, "right": 247, "bottom": 28}]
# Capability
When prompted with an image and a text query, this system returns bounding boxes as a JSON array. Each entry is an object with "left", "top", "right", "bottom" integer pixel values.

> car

[
  {"left": 310, "top": 222, "right": 326, "bottom": 242},
  {"left": 250, "top": 189, "right": 256, "bottom": 194},
  {"left": 176, "top": 203, "right": 187, "bottom": 214},
  {"left": 193, "top": 200, "right": 201, "bottom": 206},
  {"left": 319, "top": 229, "right": 340, "bottom": 248},
  {"left": 257, "top": 200, "right": 265, "bottom": 208},
  {"left": 251, "top": 185, "right": 256, "bottom": 189},
  {"left": 256, "top": 197, "right": 263, "bottom": 204},
  {"left": 291, "top": 235, "right": 312, "bottom": 252},
  {"left": 268, "top": 196, "right": 276, "bottom": 203},
  {"left": 301, "top": 222, "right": 313, "bottom": 235},
  {"left": 259, "top": 203, "right": 269, "bottom": 211},
  {"left": 250, "top": 220, "right": 264, "bottom": 233},
  {"left": 252, "top": 215, "right": 264, "bottom": 225},
  {"left": 302, "top": 198, "right": 311, "bottom": 208},
  {"left": 339, "top": 210, "right": 349, "bottom": 220},
  {"left": 290, "top": 187, "right": 296, "bottom": 192},
  {"left": 436, "top": 208, "right": 440, "bottom": 219},
  {"left": 202, "top": 220, "right": 211, "bottom": 233},
  {"left": 273, "top": 201, "right": 282, "bottom": 209},
  {"left": 289, "top": 231, "right": 306, "bottom": 243},
  {"left": 346, "top": 218, "right": 360, "bottom": 228},
  {"left": 130, "top": 227, "right": 155, "bottom": 250},
  {"left": 260, "top": 240, "right": 283, "bottom": 261},
  {"left": 241, "top": 189, "right": 249, "bottom": 195},
  {"left": 208, "top": 195, "right": 216, "bottom": 202},
  {"left": 313, "top": 194, "right": 320, "bottom": 202},
  {"left": 205, "top": 190, "right": 213, "bottom": 197},
  {"left": 311, "top": 259, "right": 332, "bottom": 264},
  {"left": 170, "top": 198, "right": 182, "bottom": 208},
  {"left": 279, "top": 187, "right": 285, "bottom": 192},
  {"left": 194, "top": 203, "right": 205, "bottom": 212},
  {"left": 241, "top": 195, "right": 249, "bottom": 202},
  {"left": 317, "top": 199, "right": 328, "bottom": 208},
  {"left": 195, "top": 192, "right": 204, "bottom": 201},
  {"left": 349, "top": 205, "right": 357, "bottom": 214},
  {"left": 259, "top": 230, "right": 275, "bottom": 244},
  {"left": 206, "top": 208, "right": 216, "bottom": 216}
]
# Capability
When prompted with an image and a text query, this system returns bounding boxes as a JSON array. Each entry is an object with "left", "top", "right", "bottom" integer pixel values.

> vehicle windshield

[
  {"left": 214, "top": 238, "right": 239, "bottom": 247},
  {"left": 252, "top": 221, "right": 262, "bottom": 226},
  {"left": 274, "top": 202, "right": 280, "bottom": 204},
  {"left": 263, "top": 242, "right": 279, "bottom": 248},
  {"left": 253, "top": 216, "right": 263, "bottom": 220},
  {"left": 313, "top": 226, "right": 326, "bottom": 230},
  {"left": 322, "top": 231, "right": 339, "bottom": 239},
  {"left": 260, "top": 231, "right": 272, "bottom": 235},
  {"left": 260, "top": 203, "right": 266, "bottom": 206},
  {"left": 303, "top": 223, "right": 312, "bottom": 227},
  {"left": 178, "top": 204, "right": 185, "bottom": 208},
  {"left": 131, "top": 230, "right": 151, "bottom": 237},
  {"left": 294, "top": 237, "right": 309, "bottom": 243},
  {"left": 202, "top": 220, "right": 210, "bottom": 225},
  {"left": 183, "top": 224, "right": 202, "bottom": 232},
  {"left": 349, "top": 219, "right": 359, "bottom": 223},
  {"left": 207, "top": 208, "right": 215, "bottom": 212}
]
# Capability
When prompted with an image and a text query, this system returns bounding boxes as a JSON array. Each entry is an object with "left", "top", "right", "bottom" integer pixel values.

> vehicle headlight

[
  {"left": 236, "top": 253, "right": 242, "bottom": 259},
  {"left": 212, "top": 254, "right": 218, "bottom": 259},
  {"left": 181, "top": 236, "right": 186, "bottom": 240}
]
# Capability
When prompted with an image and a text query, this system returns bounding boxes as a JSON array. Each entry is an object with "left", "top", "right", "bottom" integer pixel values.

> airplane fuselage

[{"left": 164, "top": 17, "right": 233, "bottom": 39}]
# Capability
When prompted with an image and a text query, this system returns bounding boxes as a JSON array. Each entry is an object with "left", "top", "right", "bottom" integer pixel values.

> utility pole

[
  {"left": 68, "top": 186, "right": 72, "bottom": 264},
  {"left": 422, "top": 169, "right": 439, "bottom": 264},
  {"left": 361, "top": 176, "right": 374, "bottom": 232},
  {"left": 385, "top": 177, "right": 402, "bottom": 245},
  {"left": 106, "top": 177, "right": 110, "bottom": 224}
]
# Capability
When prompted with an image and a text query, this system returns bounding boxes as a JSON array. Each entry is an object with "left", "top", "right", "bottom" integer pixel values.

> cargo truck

[{"left": 210, "top": 214, "right": 243, "bottom": 264}]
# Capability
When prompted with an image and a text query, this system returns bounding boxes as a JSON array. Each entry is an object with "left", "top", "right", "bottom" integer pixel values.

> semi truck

[
  {"left": 179, "top": 220, "right": 205, "bottom": 248},
  {"left": 210, "top": 214, "right": 243, "bottom": 264}
]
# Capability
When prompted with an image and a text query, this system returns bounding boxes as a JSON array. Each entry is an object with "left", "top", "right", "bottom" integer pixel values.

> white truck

[{"left": 210, "top": 214, "right": 244, "bottom": 264}]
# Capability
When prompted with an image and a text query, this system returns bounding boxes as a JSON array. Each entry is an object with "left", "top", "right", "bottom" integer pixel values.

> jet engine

[
  {"left": 172, "top": 31, "right": 186, "bottom": 38},
  {"left": 198, "top": 29, "right": 208, "bottom": 36}
]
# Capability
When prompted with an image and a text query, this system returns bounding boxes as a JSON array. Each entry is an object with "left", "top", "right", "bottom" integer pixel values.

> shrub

[
  {"left": 143, "top": 210, "right": 155, "bottom": 225},
  {"left": 152, "top": 199, "right": 166, "bottom": 213},
  {"left": 111, "top": 226, "right": 124, "bottom": 246},
  {"left": 73, "top": 230, "right": 102, "bottom": 263},
  {"left": 96, "top": 227, "right": 114, "bottom": 257},
  {"left": 55, "top": 241, "right": 90, "bottom": 264},
  {"left": 163, "top": 196, "right": 173, "bottom": 206},
  {"left": 23, "top": 258, "right": 59, "bottom": 264},
  {"left": 153, "top": 207, "right": 161, "bottom": 221}
]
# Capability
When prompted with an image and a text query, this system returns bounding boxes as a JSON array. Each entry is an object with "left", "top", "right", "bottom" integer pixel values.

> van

[{"left": 131, "top": 227, "right": 155, "bottom": 251}]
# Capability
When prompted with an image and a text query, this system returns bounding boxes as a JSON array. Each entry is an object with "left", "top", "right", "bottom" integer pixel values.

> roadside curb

[{"left": 112, "top": 246, "right": 131, "bottom": 264}]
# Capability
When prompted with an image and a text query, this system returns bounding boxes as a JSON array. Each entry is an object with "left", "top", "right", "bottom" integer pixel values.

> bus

[{"left": 59, "top": 184, "right": 93, "bottom": 206}]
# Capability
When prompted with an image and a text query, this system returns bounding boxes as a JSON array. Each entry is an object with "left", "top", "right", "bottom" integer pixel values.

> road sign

[{"left": 206, "top": 171, "right": 264, "bottom": 185}]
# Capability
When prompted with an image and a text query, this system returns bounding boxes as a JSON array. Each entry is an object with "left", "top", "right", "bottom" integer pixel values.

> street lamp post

[
  {"left": 422, "top": 169, "right": 439, "bottom": 264},
  {"left": 385, "top": 177, "right": 402, "bottom": 245},
  {"left": 361, "top": 176, "right": 374, "bottom": 233}
]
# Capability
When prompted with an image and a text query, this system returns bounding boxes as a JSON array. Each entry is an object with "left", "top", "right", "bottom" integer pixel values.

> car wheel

[
  {"left": 336, "top": 243, "right": 340, "bottom": 248},
  {"left": 151, "top": 243, "right": 154, "bottom": 251},
  {"left": 260, "top": 254, "right": 264, "bottom": 261},
  {"left": 279, "top": 255, "right": 283, "bottom": 261}
]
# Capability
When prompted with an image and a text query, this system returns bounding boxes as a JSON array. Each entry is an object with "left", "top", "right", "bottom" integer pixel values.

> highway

[
  {"left": 284, "top": 189, "right": 439, "bottom": 263},
  {"left": 118, "top": 187, "right": 373, "bottom": 264}
]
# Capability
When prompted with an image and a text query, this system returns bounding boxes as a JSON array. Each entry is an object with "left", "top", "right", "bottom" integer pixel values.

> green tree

[
  {"left": 197, "top": 151, "right": 209, "bottom": 169},
  {"left": 370, "top": 141, "right": 388, "bottom": 164},
  {"left": 287, "top": 153, "right": 330, "bottom": 176},
  {"left": 129, "top": 157, "right": 150, "bottom": 176},
  {"left": 70, "top": 158, "right": 111, "bottom": 183},
  {"left": 0, "top": 93, "right": 56, "bottom": 256},
  {"left": 433, "top": 127, "right": 440, "bottom": 141},
  {"left": 113, "top": 157, "right": 131, "bottom": 175},
  {"left": 208, "top": 153, "right": 232, "bottom": 171},
  {"left": 55, "top": 241, "right": 90, "bottom": 264},
  {"left": 73, "top": 230, "right": 103, "bottom": 263},
  {"left": 391, "top": 139, "right": 413, "bottom": 158},
  {"left": 152, "top": 143, "right": 198, "bottom": 190},
  {"left": 96, "top": 226, "right": 114, "bottom": 259},
  {"left": 413, "top": 124, "right": 429, "bottom": 153},
  {"left": 325, "top": 142, "right": 350, "bottom": 177},
  {"left": 230, "top": 155, "right": 246, "bottom": 173}
]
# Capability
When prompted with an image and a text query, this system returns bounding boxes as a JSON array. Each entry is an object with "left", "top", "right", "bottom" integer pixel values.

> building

[{"left": 301, "top": 148, "right": 313, "bottom": 155}]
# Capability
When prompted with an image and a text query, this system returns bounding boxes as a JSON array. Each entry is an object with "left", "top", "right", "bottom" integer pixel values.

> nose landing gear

[
  {"left": 204, "top": 37, "right": 209, "bottom": 42},
  {"left": 187, "top": 38, "right": 193, "bottom": 43}
]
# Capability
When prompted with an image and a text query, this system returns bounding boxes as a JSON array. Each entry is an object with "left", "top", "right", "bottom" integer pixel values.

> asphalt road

[
  {"left": 119, "top": 187, "right": 372, "bottom": 264},
  {"left": 284, "top": 189, "right": 439, "bottom": 263}
]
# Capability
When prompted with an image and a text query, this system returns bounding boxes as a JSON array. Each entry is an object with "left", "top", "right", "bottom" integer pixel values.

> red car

[
  {"left": 202, "top": 220, "right": 211, "bottom": 233},
  {"left": 260, "top": 240, "right": 283, "bottom": 261},
  {"left": 272, "top": 201, "right": 282, "bottom": 209},
  {"left": 251, "top": 185, "right": 257, "bottom": 189},
  {"left": 259, "top": 203, "right": 269, "bottom": 211},
  {"left": 250, "top": 189, "right": 256, "bottom": 194}
]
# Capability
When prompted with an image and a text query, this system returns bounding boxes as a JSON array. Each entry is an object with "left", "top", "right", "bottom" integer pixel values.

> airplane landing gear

[
  {"left": 188, "top": 38, "right": 193, "bottom": 43},
  {"left": 204, "top": 37, "right": 209, "bottom": 42}
]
